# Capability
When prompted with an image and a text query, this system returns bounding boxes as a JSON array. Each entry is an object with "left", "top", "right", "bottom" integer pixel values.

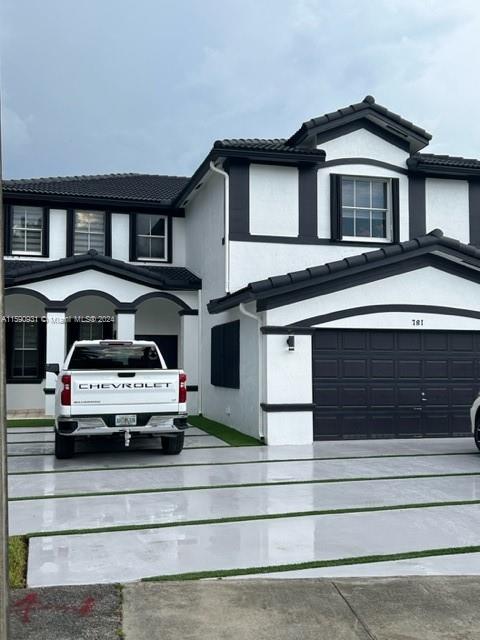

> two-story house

[{"left": 5, "top": 95, "right": 480, "bottom": 445}]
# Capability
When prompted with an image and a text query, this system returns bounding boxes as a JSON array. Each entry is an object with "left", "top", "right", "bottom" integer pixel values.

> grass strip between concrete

[
  {"left": 7, "top": 419, "right": 54, "bottom": 428},
  {"left": 8, "top": 536, "right": 28, "bottom": 588},
  {"left": 9, "top": 471, "right": 480, "bottom": 501},
  {"left": 187, "top": 415, "right": 263, "bottom": 446},
  {"left": 142, "top": 545, "right": 480, "bottom": 582},
  {"left": 8, "top": 451, "right": 478, "bottom": 476},
  {"left": 20, "top": 497, "right": 480, "bottom": 538}
]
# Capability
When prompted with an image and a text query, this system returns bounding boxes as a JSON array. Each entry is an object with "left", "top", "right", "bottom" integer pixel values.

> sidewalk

[{"left": 9, "top": 576, "right": 480, "bottom": 639}]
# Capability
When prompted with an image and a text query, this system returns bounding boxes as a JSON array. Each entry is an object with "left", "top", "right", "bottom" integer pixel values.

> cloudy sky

[{"left": 0, "top": 0, "right": 479, "bottom": 179}]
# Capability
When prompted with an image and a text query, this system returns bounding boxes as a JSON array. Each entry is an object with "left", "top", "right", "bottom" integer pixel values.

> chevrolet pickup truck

[{"left": 46, "top": 339, "right": 188, "bottom": 459}]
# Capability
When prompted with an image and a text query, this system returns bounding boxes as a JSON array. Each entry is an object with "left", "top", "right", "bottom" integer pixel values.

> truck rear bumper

[{"left": 56, "top": 414, "right": 188, "bottom": 437}]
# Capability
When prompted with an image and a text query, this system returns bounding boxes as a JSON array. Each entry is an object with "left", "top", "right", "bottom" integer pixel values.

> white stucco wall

[
  {"left": 111, "top": 213, "right": 130, "bottom": 262},
  {"left": 318, "top": 128, "right": 410, "bottom": 167},
  {"left": 249, "top": 164, "right": 299, "bottom": 237},
  {"left": 20, "top": 270, "right": 196, "bottom": 308},
  {"left": 229, "top": 241, "right": 372, "bottom": 292},
  {"left": 7, "top": 384, "right": 44, "bottom": 411},
  {"left": 264, "top": 334, "right": 313, "bottom": 445},
  {"left": 317, "top": 163, "right": 409, "bottom": 241},
  {"left": 267, "top": 266, "right": 480, "bottom": 327},
  {"left": 186, "top": 172, "right": 261, "bottom": 436},
  {"left": 49, "top": 209, "right": 67, "bottom": 259},
  {"left": 425, "top": 178, "right": 469, "bottom": 242}
]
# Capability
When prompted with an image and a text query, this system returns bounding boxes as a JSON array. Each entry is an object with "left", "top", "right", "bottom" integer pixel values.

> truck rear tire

[
  {"left": 55, "top": 432, "right": 75, "bottom": 459},
  {"left": 161, "top": 432, "right": 184, "bottom": 455}
]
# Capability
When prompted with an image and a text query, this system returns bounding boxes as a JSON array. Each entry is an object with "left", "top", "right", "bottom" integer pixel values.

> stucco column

[
  {"left": 179, "top": 310, "right": 199, "bottom": 414},
  {"left": 116, "top": 310, "right": 136, "bottom": 340},
  {"left": 44, "top": 309, "right": 67, "bottom": 416}
]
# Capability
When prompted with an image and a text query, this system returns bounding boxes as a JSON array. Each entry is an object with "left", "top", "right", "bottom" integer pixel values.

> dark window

[
  {"left": 74, "top": 210, "right": 106, "bottom": 254},
  {"left": 67, "top": 319, "right": 114, "bottom": 350},
  {"left": 211, "top": 321, "right": 240, "bottom": 388},
  {"left": 135, "top": 214, "right": 168, "bottom": 261},
  {"left": 10, "top": 206, "right": 46, "bottom": 256},
  {"left": 67, "top": 344, "right": 163, "bottom": 370},
  {"left": 136, "top": 334, "right": 178, "bottom": 368},
  {"left": 330, "top": 174, "right": 399, "bottom": 243},
  {"left": 6, "top": 322, "right": 46, "bottom": 382}
]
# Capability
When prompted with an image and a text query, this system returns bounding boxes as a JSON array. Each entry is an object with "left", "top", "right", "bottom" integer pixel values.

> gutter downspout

[
  {"left": 209, "top": 161, "right": 230, "bottom": 293},
  {"left": 239, "top": 303, "right": 265, "bottom": 440}
]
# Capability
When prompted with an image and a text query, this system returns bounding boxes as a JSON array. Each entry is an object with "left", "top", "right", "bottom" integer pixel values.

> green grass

[
  {"left": 21, "top": 497, "right": 480, "bottom": 538},
  {"left": 142, "top": 544, "right": 480, "bottom": 582},
  {"left": 7, "top": 419, "right": 54, "bottom": 428},
  {"left": 8, "top": 536, "right": 28, "bottom": 588},
  {"left": 188, "top": 415, "right": 263, "bottom": 447}
]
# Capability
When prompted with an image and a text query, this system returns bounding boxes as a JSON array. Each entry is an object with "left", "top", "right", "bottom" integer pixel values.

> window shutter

[
  {"left": 211, "top": 321, "right": 240, "bottom": 389},
  {"left": 330, "top": 174, "right": 342, "bottom": 241},
  {"left": 391, "top": 178, "right": 400, "bottom": 243}
]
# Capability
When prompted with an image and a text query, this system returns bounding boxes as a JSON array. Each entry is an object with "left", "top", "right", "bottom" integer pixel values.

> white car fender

[{"left": 470, "top": 395, "right": 480, "bottom": 433}]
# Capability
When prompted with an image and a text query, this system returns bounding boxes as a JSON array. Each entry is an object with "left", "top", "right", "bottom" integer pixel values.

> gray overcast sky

[{"left": 0, "top": 0, "right": 479, "bottom": 179}]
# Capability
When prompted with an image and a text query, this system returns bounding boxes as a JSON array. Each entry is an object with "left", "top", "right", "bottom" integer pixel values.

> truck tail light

[
  {"left": 179, "top": 372, "right": 187, "bottom": 404},
  {"left": 61, "top": 374, "right": 71, "bottom": 406}
]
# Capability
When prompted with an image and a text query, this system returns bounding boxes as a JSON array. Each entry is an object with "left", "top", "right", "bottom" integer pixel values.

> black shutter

[
  {"left": 211, "top": 320, "right": 240, "bottom": 389},
  {"left": 330, "top": 174, "right": 342, "bottom": 241},
  {"left": 38, "top": 321, "right": 47, "bottom": 381},
  {"left": 5, "top": 322, "right": 13, "bottom": 381},
  {"left": 391, "top": 178, "right": 400, "bottom": 243}
]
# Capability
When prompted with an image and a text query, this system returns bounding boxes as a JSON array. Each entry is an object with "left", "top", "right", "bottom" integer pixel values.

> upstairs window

[
  {"left": 330, "top": 175, "right": 399, "bottom": 243},
  {"left": 134, "top": 214, "right": 168, "bottom": 261},
  {"left": 10, "top": 206, "right": 45, "bottom": 256},
  {"left": 74, "top": 210, "right": 106, "bottom": 255}
]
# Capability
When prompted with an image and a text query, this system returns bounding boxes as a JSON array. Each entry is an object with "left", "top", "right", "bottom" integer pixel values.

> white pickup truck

[{"left": 46, "top": 339, "right": 188, "bottom": 459}]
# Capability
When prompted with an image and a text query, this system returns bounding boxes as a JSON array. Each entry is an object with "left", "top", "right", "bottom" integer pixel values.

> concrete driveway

[{"left": 7, "top": 426, "right": 480, "bottom": 586}]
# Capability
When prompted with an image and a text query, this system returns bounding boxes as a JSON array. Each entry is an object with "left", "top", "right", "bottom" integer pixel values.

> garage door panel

[
  {"left": 451, "top": 386, "right": 477, "bottom": 406},
  {"left": 396, "top": 413, "right": 423, "bottom": 436},
  {"left": 424, "top": 333, "right": 449, "bottom": 350},
  {"left": 343, "top": 387, "right": 368, "bottom": 406},
  {"left": 450, "top": 333, "right": 475, "bottom": 351},
  {"left": 341, "top": 332, "right": 367, "bottom": 350},
  {"left": 369, "top": 415, "right": 396, "bottom": 437},
  {"left": 370, "top": 332, "right": 395, "bottom": 350},
  {"left": 424, "top": 360, "right": 449, "bottom": 378},
  {"left": 371, "top": 387, "right": 395, "bottom": 406},
  {"left": 422, "top": 413, "right": 451, "bottom": 436},
  {"left": 398, "top": 360, "right": 422, "bottom": 378},
  {"left": 397, "top": 387, "right": 422, "bottom": 406},
  {"left": 341, "top": 414, "right": 370, "bottom": 437},
  {"left": 342, "top": 360, "right": 367, "bottom": 377},
  {"left": 313, "top": 329, "right": 476, "bottom": 440},
  {"left": 371, "top": 360, "right": 395, "bottom": 377},
  {"left": 313, "top": 359, "right": 338, "bottom": 378},
  {"left": 451, "top": 360, "right": 476, "bottom": 379},
  {"left": 397, "top": 333, "right": 422, "bottom": 350}
]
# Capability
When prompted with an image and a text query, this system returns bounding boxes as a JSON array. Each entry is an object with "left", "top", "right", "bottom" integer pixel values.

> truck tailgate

[{"left": 70, "top": 370, "right": 180, "bottom": 414}]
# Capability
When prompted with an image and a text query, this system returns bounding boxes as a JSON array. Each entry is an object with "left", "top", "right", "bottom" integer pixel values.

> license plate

[{"left": 115, "top": 414, "right": 137, "bottom": 427}]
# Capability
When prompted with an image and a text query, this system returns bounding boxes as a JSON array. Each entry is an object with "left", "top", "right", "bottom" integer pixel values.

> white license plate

[{"left": 115, "top": 414, "right": 137, "bottom": 427}]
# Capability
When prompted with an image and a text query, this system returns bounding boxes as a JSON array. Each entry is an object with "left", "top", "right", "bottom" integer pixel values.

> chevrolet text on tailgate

[{"left": 46, "top": 340, "right": 188, "bottom": 459}]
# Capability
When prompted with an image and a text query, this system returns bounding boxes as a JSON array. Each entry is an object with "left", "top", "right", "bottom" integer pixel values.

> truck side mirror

[{"left": 45, "top": 363, "right": 60, "bottom": 376}]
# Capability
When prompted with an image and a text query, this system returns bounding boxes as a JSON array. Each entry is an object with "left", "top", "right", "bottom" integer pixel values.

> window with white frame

[
  {"left": 341, "top": 177, "right": 391, "bottom": 240},
  {"left": 74, "top": 210, "right": 106, "bottom": 254},
  {"left": 135, "top": 214, "right": 167, "bottom": 261},
  {"left": 11, "top": 206, "right": 44, "bottom": 255}
]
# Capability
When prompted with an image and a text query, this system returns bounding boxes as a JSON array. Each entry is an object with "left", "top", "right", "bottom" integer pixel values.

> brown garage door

[{"left": 313, "top": 329, "right": 479, "bottom": 440}]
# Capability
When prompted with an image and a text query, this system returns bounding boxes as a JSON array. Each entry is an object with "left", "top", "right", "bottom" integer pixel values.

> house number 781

[{"left": 411, "top": 319, "right": 424, "bottom": 326}]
